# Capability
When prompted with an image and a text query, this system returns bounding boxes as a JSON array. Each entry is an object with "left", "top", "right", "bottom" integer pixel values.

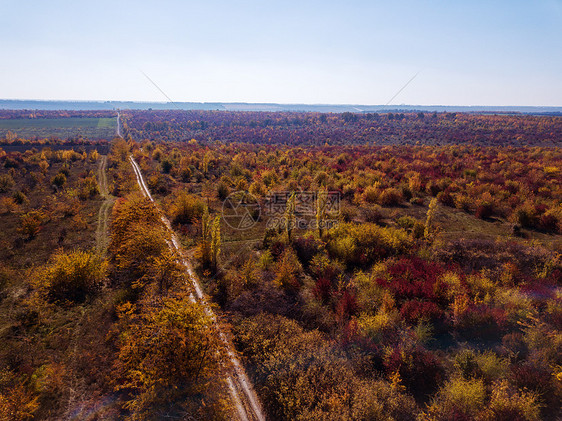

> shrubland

[
  {"left": 1, "top": 110, "right": 561, "bottom": 420},
  {"left": 127, "top": 127, "right": 561, "bottom": 420}
]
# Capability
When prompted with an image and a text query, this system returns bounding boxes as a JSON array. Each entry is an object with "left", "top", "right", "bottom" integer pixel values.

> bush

[
  {"left": 112, "top": 224, "right": 175, "bottom": 289},
  {"left": 0, "top": 173, "right": 15, "bottom": 193},
  {"left": 12, "top": 190, "right": 27, "bottom": 205},
  {"left": 350, "top": 379, "right": 418, "bottom": 421},
  {"left": 437, "top": 191, "right": 455, "bottom": 207},
  {"left": 511, "top": 361, "right": 557, "bottom": 411},
  {"left": 38, "top": 250, "right": 107, "bottom": 304},
  {"left": 0, "top": 382, "right": 38, "bottom": 421},
  {"left": 339, "top": 205, "right": 357, "bottom": 222},
  {"left": 326, "top": 223, "right": 412, "bottom": 268},
  {"left": 77, "top": 175, "right": 99, "bottom": 200},
  {"left": 110, "top": 195, "right": 161, "bottom": 246},
  {"left": 481, "top": 380, "right": 541, "bottom": 420},
  {"left": 115, "top": 293, "right": 227, "bottom": 419},
  {"left": 376, "top": 257, "right": 445, "bottom": 305},
  {"left": 379, "top": 187, "right": 403, "bottom": 206},
  {"left": 514, "top": 205, "right": 538, "bottom": 228},
  {"left": 292, "top": 234, "right": 322, "bottom": 267},
  {"left": 475, "top": 202, "right": 494, "bottom": 219},
  {"left": 274, "top": 249, "right": 303, "bottom": 291},
  {"left": 234, "top": 313, "right": 418, "bottom": 420},
  {"left": 539, "top": 212, "right": 559, "bottom": 233},
  {"left": 400, "top": 299, "right": 442, "bottom": 323},
  {"left": 363, "top": 204, "right": 384, "bottom": 224},
  {"left": 432, "top": 376, "right": 486, "bottom": 417},
  {"left": 217, "top": 181, "right": 230, "bottom": 200},
  {"left": 383, "top": 345, "right": 445, "bottom": 400},
  {"left": 357, "top": 309, "right": 398, "bottom": 342},
  {"left": 454, "top": 349, "right": 481, "bottom": 379},
  {"left": 363, "top": 185, "right": 380, "bottom": 203},
  {"left": 160, "top": 157, "right": 173, "bottom": 173},
  {"left": 171, "top": 192, "right": 205, "bottom": 225},
  {"left": 396, "top": 216, "right": 425, "bottom": 238},
  {"left": 18, "top": 211, "right": 43, "bottom": 239},
  {"left": 51, "top": 172, "right": 67, "bottom": 188}
]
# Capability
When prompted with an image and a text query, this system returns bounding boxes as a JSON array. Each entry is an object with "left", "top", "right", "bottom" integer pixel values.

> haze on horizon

[{"left": 0, "top": 0, "right": 561, "bottom": 107}]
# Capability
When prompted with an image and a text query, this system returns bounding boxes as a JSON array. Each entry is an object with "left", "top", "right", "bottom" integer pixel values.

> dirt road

[
  {"left": 95, "top": 155, "right": 114, "bottom": 254},
  {"left": 129, "top": 155, "right": 266, "bottom": 421}
]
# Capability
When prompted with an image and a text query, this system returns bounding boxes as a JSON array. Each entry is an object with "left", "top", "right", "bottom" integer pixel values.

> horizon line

[{"left": 1, "top": 98, "right": 562, "bottom": 109}]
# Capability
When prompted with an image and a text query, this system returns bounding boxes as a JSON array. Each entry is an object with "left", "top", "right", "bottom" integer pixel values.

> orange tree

[{"left": 114, "top": 293, "right": 227, "bottom": 420}]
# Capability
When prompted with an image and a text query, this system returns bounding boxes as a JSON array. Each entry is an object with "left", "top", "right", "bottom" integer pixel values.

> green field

[{"left": 0, "top": 117, "right": 116, "bottom": 139}]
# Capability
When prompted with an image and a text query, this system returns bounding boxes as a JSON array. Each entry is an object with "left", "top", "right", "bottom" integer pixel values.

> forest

[
  {"left": 0, "top": 110, "right": 560, "bottom": 420},
  {"left": 121, "top": 110, "right": 562, "bottom": 147}
]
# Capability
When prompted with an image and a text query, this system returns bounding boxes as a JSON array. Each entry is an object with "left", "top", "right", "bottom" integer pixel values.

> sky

[{"left": 0, "top": 0, "right": 561, "bottom": 106}]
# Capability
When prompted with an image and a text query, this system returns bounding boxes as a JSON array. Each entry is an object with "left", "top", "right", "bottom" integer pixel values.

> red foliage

[
  {"left": 336, "top": 290, "right": 358, "bottom": 320},
  {"left": 511, "top": 362, "right": 556, "bottom": 405},
  {"left": 376, "top": 257, "right": 445, "bottom": 302},
  {"left": 475, "top": 203, "right": 494, "bottom": 219},
  {"left": 400, "top": 299, "right": 442, "bottom": 323},
  {"left": 455, "top": 304, "right": 508, "bottom": 338},
  {"left": 313, "top": 277, "right": 332, "bottom": 304}
]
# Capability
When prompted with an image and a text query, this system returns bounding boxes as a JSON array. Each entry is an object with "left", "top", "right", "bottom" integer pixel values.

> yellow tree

[
  {"left": 210, "top": 216, "right": 221, "bottom": 271},
  {"left": 115, "top": 293, "right": 226, "bottom": 419},
  {"left": 37, "top": 249, "right": 107, "bottom": 304},
  {"left": 199, "top": 205, "right": 212, "bottom": 267},
  {"left": 284, "top": 192, "right": 296, "bottom": 242},
  {"left": 424, "top": 198, "right": 439, "bottom": 240},
  {"left": 316, "top": 189, "right": 328, "bottom": 238}
]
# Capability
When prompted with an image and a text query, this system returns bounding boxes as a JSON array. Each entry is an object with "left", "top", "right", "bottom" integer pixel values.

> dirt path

[
  {"left": 95, "top": 155, "right": 115, "bottom": 254},
  {"left": 129, "top": 155, "right": 266, "bottom": 421},
  {"left": 116, "top": 111, "right": 122, "bottom": 137}
]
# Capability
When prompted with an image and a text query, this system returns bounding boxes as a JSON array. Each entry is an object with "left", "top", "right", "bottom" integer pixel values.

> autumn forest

[{"left": 0, "top": 109, "right": 561, "bottom": 420}]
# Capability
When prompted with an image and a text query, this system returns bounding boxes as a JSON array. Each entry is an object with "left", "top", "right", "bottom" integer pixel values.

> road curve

[{"left": 129, "top": 155, "right": 266, "bottom": 421}]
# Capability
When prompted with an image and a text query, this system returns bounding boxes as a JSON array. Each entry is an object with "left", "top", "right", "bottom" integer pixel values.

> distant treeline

[
  {"left": 0, "top": 110, "right": 116, "bottom": 119},
  {"left": 122, "top": 109, "right": 562, "bottom": 147},
  {"left": 0, "top": 143, "right": 110, "bottom": 154}
]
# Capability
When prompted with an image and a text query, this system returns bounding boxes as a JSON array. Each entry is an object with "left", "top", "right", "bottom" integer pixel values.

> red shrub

[
  {"left": 313, "top": 277, "right": 332, "bottom": 304},
  {"left": 475, "top": 203, "right": 494, "bottom": 219},
  {"left": 400, "top": 299, "right": 442, "bottom": 323},
  {"left": 336, "top": 290, "right": 358, "bottom": 320},
  {"left": 539, "top": 213, "right": 558, "bottom": 233},
  {"left": 511, "top": 362, "right": 557, "bottom": 410},
  {"left": 456, "top": 304, "right": 507, "bottom": 339},
  {"left": 376, "top": 257, "right": 445, "bottom": 302}
]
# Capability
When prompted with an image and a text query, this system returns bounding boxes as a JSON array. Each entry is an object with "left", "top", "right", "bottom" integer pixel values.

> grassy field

[{"left": 0, "top": 117, "right": 116, "bottom": 139}]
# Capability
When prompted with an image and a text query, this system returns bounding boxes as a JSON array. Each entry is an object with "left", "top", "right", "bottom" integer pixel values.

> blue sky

[{"left": 1, "top": 0, "right": 561, "bottom": 105}]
